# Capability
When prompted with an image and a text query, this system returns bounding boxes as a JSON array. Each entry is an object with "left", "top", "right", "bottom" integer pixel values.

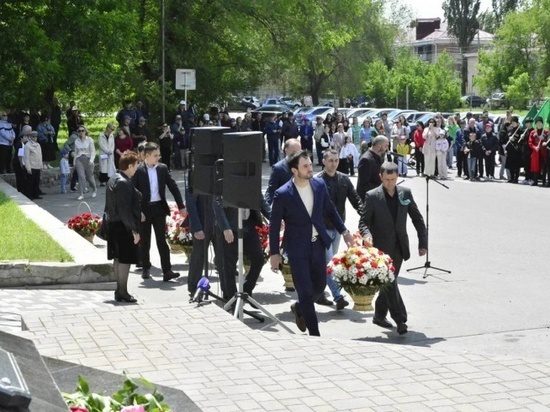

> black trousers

[
  {"left": 415, "top": 151, "right": 424, "bottom": 175},
  {"left": 216, "top": 226, "right": 264, "bottom": 299},
  {"left": 215, "top": 225, "right": 265, "bottom": 300},
  {"left": 28, "top": 169, "right": 41, "bottom": 199},
  {"left": 457, "top": 150, "right": 468, "bottom": 177},
  {"left": 188, "top": 226, "right": 221, "bottom": 295},
  {"left": 12, "top": 159, "right": 26, "bottom": 193},
  {"left": 160, "top": 146, "right": 172, "bottom": 171},
  {"left": 374, "top": 249, "right": 406, "bottom": 324},
  {"left": 315, "top": 141, "right": 324, "bottom": 165},
  {"left": 484, "top": 153, "right": 495, "bottom": 177},
  {"left": 0, "top": 145, "right": 12, "bottom": 173},
  {"left": 140, "top": 202, "right": 172, "bottom": 272}
]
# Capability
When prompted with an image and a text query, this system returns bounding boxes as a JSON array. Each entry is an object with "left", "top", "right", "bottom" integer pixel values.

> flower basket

[
  {"left": 342, "top": 284, "right": 378, "bottom": 311},
  {"left": 67, "top": 203, "right": 101, "bottom": 243},
  {"left": 327, "top": 245, "right": 395, "bottom": 312},
  {"left": 169, "top": 242, "right": 192, "bottom": 258},
  {"left": 280, "top": 262, "right": 295, "bottom": 290},
  {"left": 166, "top": 202, "right": 192, "bottom": 257}
]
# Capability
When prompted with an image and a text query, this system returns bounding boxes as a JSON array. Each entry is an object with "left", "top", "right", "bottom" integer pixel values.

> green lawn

[{"left": 0, "top": 192, "right": 73, "bottom": 262}]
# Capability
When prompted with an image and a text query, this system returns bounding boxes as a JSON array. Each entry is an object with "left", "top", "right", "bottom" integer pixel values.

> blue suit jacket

[
  {"left": 269, "top": 177, "right": 347, "bottom": 260},
  {"left": 264, "top": 159, "right": 292, "bottom": 205}
]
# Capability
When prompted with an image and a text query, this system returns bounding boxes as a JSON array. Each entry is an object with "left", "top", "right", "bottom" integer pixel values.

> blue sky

[{"left": 403, "top": 0, "right": 493, "bottom": 19}]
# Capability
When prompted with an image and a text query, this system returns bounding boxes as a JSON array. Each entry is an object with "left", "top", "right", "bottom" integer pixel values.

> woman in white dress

[
  {"left": 98, "top": 123, "right": 116, "bottom": 186},
  {"left": 422, "top": 118, "right": 439, "bottom": 177}
]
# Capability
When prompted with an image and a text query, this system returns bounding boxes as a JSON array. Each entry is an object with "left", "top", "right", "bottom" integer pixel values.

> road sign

[{"left": 175, "top": 69, "right": 196, "bottom": 90}]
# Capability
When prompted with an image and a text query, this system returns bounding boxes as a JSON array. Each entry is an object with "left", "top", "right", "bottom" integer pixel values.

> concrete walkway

[{"left": 5, "top": 161, "right": 550, "bottom": 410}]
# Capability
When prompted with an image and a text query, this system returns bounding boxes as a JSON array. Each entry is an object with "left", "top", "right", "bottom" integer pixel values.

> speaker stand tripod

[
  {"left": 407, "top": 175, "right": 451, "bottom": 279},
  {"left": 223, "top": 208, "right": 294, "bottom": 333}
]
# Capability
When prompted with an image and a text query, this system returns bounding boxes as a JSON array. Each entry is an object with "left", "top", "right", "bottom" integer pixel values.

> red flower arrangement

[
  {"left": 67, "top": 212, "right": 101, "bottom": 238},
  {"left": 255, "top": 223, "right": 269, "bottom": 258}
]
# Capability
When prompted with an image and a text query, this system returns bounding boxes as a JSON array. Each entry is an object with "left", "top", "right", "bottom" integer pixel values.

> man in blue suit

[
  {"left": 269, "top": 150, "right": 354, "bottom": 336},
  {"left": 264, "top": 138, "right": 301, "bottom": 205}
]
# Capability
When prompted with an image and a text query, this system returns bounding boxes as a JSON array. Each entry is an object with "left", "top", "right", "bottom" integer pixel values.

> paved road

[{"left": 25, "top": 161, "right": 550, "bottom": 362}]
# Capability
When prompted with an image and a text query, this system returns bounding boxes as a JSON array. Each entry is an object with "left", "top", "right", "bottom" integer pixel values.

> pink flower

[
  {"left": 121, "top": 406, "right": 146, "bottom": 412},
  {"left": 70, "top": 407, "right": 89, "bottom": 412}
]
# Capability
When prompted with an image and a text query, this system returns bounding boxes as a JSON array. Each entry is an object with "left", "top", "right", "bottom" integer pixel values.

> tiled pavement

[{"left": 23, "top": 302, "right": 550, "bottom": 411}]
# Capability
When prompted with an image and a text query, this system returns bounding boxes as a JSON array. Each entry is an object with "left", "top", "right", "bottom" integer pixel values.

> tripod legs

[{"left": 407, "top": 261, "right": 452, "bottom": 279}]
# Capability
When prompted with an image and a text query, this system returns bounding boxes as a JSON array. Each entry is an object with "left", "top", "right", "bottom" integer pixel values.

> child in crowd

[
  {"left": 59, "top": 149, "right": 70, "bottom": 194},
  {"left": 464, "top": 131, "right": 483, "bottom": 180},
  {"left": 396, "top": 135, "right": 410, "bottom": 177},
  {"left": 435, "top": 133, "right": 450, "bottom": 179},
  {"left": 338, "top": 134, "right": 360, "bottom": 175}
]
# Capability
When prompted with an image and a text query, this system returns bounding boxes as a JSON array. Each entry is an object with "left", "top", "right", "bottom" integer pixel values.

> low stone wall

[{"left": 0, "top": 178, "right": 114, "bottom": 287}]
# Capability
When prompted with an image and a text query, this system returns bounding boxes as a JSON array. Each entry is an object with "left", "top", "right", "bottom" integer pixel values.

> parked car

[
  {"left": 252, "top": 105, "right": 289, "bottom": 115},
  {"left": 294, "top": 106, "right": 315, "bottom": 122},
  {"left": 240, "top": 96, "right": 260, "bottom": 109},
  {"left": 280, "top": 97, "right": 301, "bottom": 109},
  {"left": 487, "top": 92, "right": 509, "bottom": 109},
  {"left": 387, "top": 109, "right": 415, "bottom": 122},
  {"left": 461, "top": 95, "right": 486, "bottom": 108},
  {"left": 262, "top": 98, "right": 292, "bottom": 111},
  {"left": 304, "top": 106, "right": 335, "bottom": 122},
  {"left": 405, "top": 112, "right": 429, "bottom": 123}
]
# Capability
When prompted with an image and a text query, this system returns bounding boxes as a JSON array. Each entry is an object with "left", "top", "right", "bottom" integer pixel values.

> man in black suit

[
  {"left": 356, "top": 136, "right": 389, "bottom": 201},
  {"left": 359, "top": 161, "right": 427, "bottom": 335},
  {"left": 264, "top": 138, "right": 301, "bottom": 205},
  {"left": 133, "top": 142, "right": 185, "bottom": 281}
]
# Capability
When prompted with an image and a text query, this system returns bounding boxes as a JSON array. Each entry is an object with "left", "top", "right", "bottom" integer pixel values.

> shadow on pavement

[{"left": 354, "top": 330, "right": 446, "bottom": 347}]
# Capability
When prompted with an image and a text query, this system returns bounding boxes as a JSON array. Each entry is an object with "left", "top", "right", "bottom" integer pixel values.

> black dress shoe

[
  {"left": 141, "top": 267, "right": 151, "bottom": 279},
  {"left": 114, "top": 291, "right": 137, "bottom": 303},
  {"left": 163, "top": 270, "right": 180, "bottom": 282},
  {"left": 335, "top": 297, "right": 349, "bottom": 310},
  {"left": 397, "top": 322, "right": 408, "bottom": 335},
  {"left": 285, "top": 287, "right": 295, "bottom": 292},
  {"left": 373, "top": 317, "right": 393, "bottom": 329},
  {"left": 290, "top": 303, "right": 307, "bottom": 332},
  {"left": 316, "top": 295, "right": 334, "bottom": 306}
]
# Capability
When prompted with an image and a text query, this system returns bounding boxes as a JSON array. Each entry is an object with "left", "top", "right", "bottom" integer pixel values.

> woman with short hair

[{"left": 104, "top": 151, "right": 142, "bottom": 303}]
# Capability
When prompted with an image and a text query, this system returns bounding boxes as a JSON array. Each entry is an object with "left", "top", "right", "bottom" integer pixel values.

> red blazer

[{"left": 528, "top": 130, "right": 549, "bottom": 173}]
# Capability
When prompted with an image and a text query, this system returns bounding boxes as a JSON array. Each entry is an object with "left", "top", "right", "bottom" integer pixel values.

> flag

[
  {"left": 522, "top": 104, "right": 539, "bottom": 126},
  {"left": 535, "top": 99, "right": 550, "bottom": 128}
]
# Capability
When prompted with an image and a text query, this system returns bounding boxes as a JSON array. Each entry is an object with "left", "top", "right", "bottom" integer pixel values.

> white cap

[
  {"left": 203, "top": 113, "right": 210, "bottom": 121},
  {"left": 179, "top": 100, "right": 186, "bottom": 105}
]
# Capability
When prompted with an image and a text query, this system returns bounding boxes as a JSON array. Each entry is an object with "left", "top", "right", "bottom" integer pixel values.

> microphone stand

[
  {"left": 407, "top": 175, "right": 451, "bottom": 279},
  {"left": 223, "top": 208, "right": 294, "bottom": 333}
]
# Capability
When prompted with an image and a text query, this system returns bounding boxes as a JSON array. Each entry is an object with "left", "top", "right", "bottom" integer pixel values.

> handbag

[{"left": 97, "top": 212, "right": 109, "bottom": 241}]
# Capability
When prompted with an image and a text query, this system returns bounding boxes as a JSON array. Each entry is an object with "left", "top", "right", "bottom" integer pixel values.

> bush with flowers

[
  {"left": 67, "top": 212, "right": 101, "bottom": 240},
  {"left": 327, "top": 245, "right": 395, "bottom": 288},
  {"left": 255, "top": 222, "right": 269, "bottom": 260}
]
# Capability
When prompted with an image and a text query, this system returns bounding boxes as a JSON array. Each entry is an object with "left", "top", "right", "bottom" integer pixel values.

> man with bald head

[
  {"left": 264, "top": 138, "right": 302, "bottom": 205},
  {"left": 356, "top": 135, "right": 389, "bottom": 201}
]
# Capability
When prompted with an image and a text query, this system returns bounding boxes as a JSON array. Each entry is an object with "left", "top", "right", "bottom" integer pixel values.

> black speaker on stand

[
  {"left": 190, "top": 127, "right": 228, "bottom": 196},
  {"left": 221, "top": 132, "right": 293, "bottom": 333}
]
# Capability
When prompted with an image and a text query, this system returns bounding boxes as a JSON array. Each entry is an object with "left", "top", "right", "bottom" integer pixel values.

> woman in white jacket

[
  {"left": 422, "top": 118, "right": 439, "bottom": 177},
  {"left": 98, "top": 123, "right": 116, "bottom": 186}
]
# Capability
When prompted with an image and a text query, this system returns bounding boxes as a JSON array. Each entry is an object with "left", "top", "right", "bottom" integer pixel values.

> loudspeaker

[
  {"left": 222, "top": 132, "right": 263, "bottom": 210},
  {"left": 190, "top": 127, "right": 229, "bottom": 195}
]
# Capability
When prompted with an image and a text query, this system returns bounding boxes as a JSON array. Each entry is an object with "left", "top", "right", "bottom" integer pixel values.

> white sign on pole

[{"left": 175, "top": 69, "right": 196, "bottom": 90}]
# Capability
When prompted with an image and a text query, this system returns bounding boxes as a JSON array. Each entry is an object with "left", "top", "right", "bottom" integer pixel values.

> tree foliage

[
  {"left": 0, "top": 0, "right": 399, "bottom": 117},
  {"left": 479, "top": 0, "right": 520, "bottom": 33},
  {"left": 364, "top": 50, "right": 461, "bottom": 111},
  {"left": 475, "top": 0, "right": 550, "bottom": 104}
]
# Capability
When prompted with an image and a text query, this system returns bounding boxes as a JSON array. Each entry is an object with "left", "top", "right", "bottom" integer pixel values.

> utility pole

[{"left": 161, "top": 0, "right": 166, "bottom": 123}]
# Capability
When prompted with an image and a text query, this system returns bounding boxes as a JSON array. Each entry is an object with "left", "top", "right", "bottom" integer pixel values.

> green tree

[
  {"left": 0, "top": 1, "right": 141, "bottom": 111},
  {"left": 479, "top": 0, "right": 520, "bottom": 33},
  {"left": 364, "top": 60, "right": 392, "bottom": 107},
  {"left": 443, "top": 0, "right": 481, "bottom": 94},
  {"left": 505, "top": 71, "right": 532, "bottom": 107},
  {"left": 424, "top": 53, "right": 462, "bottom": 111}
]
